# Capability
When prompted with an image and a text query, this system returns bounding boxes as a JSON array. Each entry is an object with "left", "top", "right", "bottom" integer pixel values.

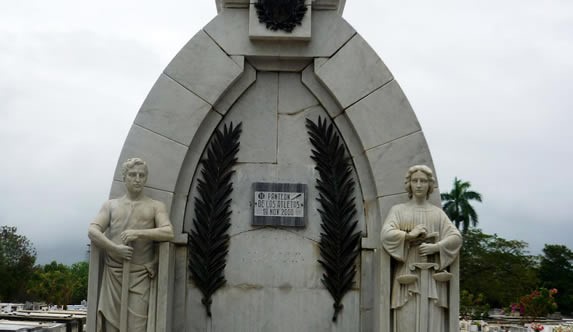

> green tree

[
  {"left": 538, "top": 244, "right": 573, "bottom": 315},
  {"left": 28, "top": 261, "right": 74, "bottom": 306},
  {"left": 460, "top": 229, "right": 538, "bottom": 308},
  {"left": 0, "top": 226, "right": 37, "bottom": 301},
  {"left": 441, "top": 177, "right": 482, "bottom": 233},
  {"left": 28, "top": 260, "right": 89, "bottom": 306},
  {"left": 70, "top": 261, "right": 89, "bottom": 304}
]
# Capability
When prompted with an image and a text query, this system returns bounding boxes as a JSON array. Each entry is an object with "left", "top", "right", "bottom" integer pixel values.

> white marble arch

[{"left": 87, "top": 4, "right": 458, "bottom": 332}]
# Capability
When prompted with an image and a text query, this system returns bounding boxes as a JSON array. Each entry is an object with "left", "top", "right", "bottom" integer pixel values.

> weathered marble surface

[
  {"left": 381, "top": 166, "right": 461, "bottom": 332},
  {"left": 88, "top": 159, "right": 174, "bottom": 332}
]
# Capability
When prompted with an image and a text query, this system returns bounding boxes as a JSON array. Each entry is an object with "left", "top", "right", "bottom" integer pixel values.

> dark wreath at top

[{"left": 255, "top": 0, "right": 308, "bottom": 33}]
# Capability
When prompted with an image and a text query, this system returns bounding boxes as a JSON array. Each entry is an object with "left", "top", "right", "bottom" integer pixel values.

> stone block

[
  {"left": 360, "top": 250, "right": 375, "bottom": 332},
  {"left": 169, "top": 193, "right": 189, "bottom": 240},
  {"left": 173, "top": 110, "right": 222, "bottom": 198},
  {"left": 164, "top": 30, "right": 244, "bottom": 105},
  {"left": 185, "top": 286, "right": 209, "bottom": 332},
  {"left": 155, "top": 242, "right": 175, "bottom": 331},
  {"left": 277, "top": 105, "right": 322, "bottom": 165},
  {"left": 223, "top": 71, "right": 278, "bottom": 163},
  {"left": 334, "top": 112, "right": 364, "bottom": 158},
  {"left": 345, "top": 80, "right": 421, "bottom": 150},
  {"left": 352, "top": 153, "right": 378, "bottom": 247},
  {"left": 172, "top": 246, "right": 188, "bottom": 332},
  {"left": 249, "top": 2, "right": 311, "bottom": 41},
  {"left": 278, "top": 72, "right": 319, "bottom": 115},
  {"left": 204, "top": 9, "right": 355, "bottom": 58},
  {"left": 112, "top": 125, "right": 188, "bottom": 193},
  {"left": 314, "top": 57, "right": 328, "bottom": 70},
  {"left": 301, "top": 63, "right": 343, "bottom": 117},
  {"left": 209, "top": 287, "right": 360, "bottom": 331},
  {"left": 214, "top": 62, "right": 257, "bottom": 114},
  {"left": 134, "top": 74, "right": 212, "bottom": 146},
  {"left": 315, "top": 34, "right": 393, "bottom": 109},
  {"left": 226, "top": 228, "right": 322, "bottom": 288},
  {"left": 221, "top": 0, "right": 249, "bottom": 9},
  {"left": 379, "top": 250, "right": 392, "bottom": 332},
  {"left": 248, "top": 57, "right": 311, "bottom": 72},
  {"left": 366, "top": 131, "right": 434, "bottom": 197},
  {"left": 312, "top": 0, "right": 342, "bottom": 10}
]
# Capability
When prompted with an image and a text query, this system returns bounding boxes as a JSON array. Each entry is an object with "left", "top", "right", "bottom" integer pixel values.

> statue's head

[
  {"left": 404, "top": 165, "right": 435, "bottom": 200},
  {"left": 122, "top": 158, "right": 148, "bottom": 193}
]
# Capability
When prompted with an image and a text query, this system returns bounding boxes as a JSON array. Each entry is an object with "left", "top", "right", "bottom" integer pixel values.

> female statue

[{"left": 381, "top": 165, "right": 462, "bottom": 332}]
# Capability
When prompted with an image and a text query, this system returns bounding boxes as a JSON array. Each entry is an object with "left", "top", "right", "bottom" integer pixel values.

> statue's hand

[
  {"left": 110, "top": 244, "right": 134, "bottom": 261},
  {"left": 120, "top": 229, "right": 140, "bottom": 244},
  {"left": 407, "top": 224, "right": 427, "bottom": 240},
  {"left": 419, "top": 243, "right": 439, "bottom": 256}
]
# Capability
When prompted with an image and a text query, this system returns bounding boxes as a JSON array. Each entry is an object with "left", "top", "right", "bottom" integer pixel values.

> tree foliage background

[
  {"left": 28, "top": 261, "right": 89, "bottom": 306},
  {"left": 441, "top": 178, "right": 573, "bottom": 317},
  {"left": 460, "top": 229, "right": 539, "bottom": 309},
  {"left": 538, "top": 244, "right": 573, "bottom": 314},
  {"left": 0, "top": 225, "right": 88, "bottom": 305},
  {"left": 0, "top": 226, "right": 37, "bottom": 301}
]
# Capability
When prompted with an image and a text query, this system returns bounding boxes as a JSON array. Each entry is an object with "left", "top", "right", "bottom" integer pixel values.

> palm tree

[{"left": 441, "top": 177, "right": 482, "bottom": 233}]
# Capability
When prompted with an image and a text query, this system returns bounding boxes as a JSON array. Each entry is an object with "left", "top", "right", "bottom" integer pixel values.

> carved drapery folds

[
  {"left": 188, "top": 122, "right": 242, "bottom": 317},
  {"left": 306, "top": 117, "right": 361, "bottom": 322}
]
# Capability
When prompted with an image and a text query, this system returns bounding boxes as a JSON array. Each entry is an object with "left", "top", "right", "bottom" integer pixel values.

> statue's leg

[{"left": 127, "top": 275, "right": 151, "bottom": 331}]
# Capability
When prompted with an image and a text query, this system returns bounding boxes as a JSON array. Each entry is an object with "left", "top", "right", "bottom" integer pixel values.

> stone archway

[{"left": 87, "top": 2, "right": 454, "bottom": 331}]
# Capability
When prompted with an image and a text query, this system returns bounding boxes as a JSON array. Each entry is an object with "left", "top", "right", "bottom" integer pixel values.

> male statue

[
  {"left": 381, "top": 165, "right": 462, "bottom": 332},
  {"left": 88, "top": 158, "right": 174, "bottom": 331}
]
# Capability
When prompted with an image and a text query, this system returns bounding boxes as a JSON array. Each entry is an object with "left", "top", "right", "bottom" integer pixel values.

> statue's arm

[
  {"left": 381, "top": 206, "right": 408, "bottom": 261},
  {"left": 88, "top": 202, "right": 134, "bottom": 260},
  {"left": 120, "top": 201, "right": 174, "bottom": 243},
  {"left": 435, "top": 211, "right": 463, "bottom": 268}
]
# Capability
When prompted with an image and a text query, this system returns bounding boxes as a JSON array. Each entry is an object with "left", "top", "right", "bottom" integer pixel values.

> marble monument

[{"left": 86, "top": 1, "right": 460, "bottom": 331}]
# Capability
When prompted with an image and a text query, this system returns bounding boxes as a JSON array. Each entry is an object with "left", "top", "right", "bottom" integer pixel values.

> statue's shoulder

[
  {"left": 145, "top": 197, "right": 167, "bottom": 210},
  {"left": 389, "top": 203, "right": 409, "bottom": 213},
  {"left": 428, "top": 204, "right": 443, "bottom": 212},
  {"left": 107, "top": 197, "right": 124, "bottom": 208},
  {"left": 100, "top": 198, "right": 117, "bottom": 209}
]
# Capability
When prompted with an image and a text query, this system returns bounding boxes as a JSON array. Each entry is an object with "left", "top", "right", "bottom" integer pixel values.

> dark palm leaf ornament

[
  {"left": 188, "top": 122, "right": 242, "bottom": 317},
  {"left": 306, "top": 117, "right": 361, "bottom": 322},
  {"left": 255, "top": 0, "right": 308, "bottom": 33}
]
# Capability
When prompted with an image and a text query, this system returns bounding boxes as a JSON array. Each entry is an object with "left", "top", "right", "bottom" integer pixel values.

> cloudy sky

[{"left": 1, "top": 0, "right": 571, "bottom": 265}]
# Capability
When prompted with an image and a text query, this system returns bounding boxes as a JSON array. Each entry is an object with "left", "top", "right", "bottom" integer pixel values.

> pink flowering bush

[{"left": 519, "top": 288, "right": 558, "bottom": 320}]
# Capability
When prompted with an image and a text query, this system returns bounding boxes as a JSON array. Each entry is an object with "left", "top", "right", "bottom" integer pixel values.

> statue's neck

[
  {"left": 410, "top": 197, "right": 430, "bottom": 207},
  {"left": 125, "top": 191, "right": 145, "bottom": 201}
]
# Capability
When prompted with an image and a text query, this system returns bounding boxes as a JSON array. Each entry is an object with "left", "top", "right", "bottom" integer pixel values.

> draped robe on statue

[{"left": 381, "top": 203, "right": 462, "bottom": 332}]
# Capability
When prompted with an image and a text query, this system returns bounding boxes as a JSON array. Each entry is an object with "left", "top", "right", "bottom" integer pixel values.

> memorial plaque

[{"left": 252, "top": 182, "right": 307, "bottom": 227}]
